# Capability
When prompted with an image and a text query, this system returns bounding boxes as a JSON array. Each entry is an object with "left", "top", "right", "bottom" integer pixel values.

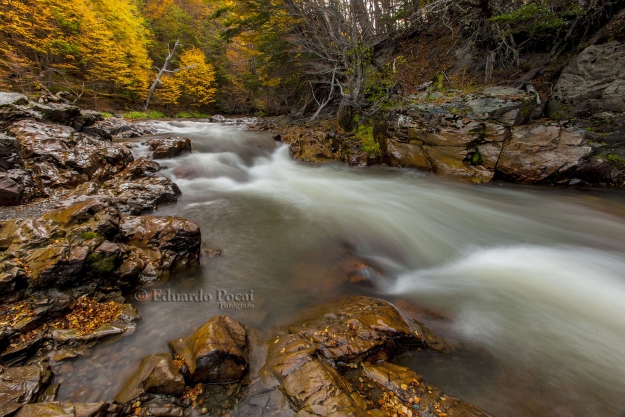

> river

[{"left": 57, "top": 120, "right": 625, "bottom": 416}]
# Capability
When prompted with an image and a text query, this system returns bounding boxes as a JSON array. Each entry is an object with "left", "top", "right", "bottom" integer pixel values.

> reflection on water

[{"left": 57, "top": 120, "right": 625, "bottom": 416}]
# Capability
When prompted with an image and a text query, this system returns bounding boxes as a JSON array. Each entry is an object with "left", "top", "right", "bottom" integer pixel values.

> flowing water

[{"left": 57, "top": 120, "right": 625, "bottom": 416}]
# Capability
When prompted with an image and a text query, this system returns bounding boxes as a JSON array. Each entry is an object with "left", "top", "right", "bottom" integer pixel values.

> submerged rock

[{"left": 169, "top": 315, "right": 248, "bottom": 384}]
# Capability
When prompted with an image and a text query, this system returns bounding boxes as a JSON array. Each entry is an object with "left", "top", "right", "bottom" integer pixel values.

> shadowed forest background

[{"left": 1, "top": 0, "right": 624, "bottom": 116}]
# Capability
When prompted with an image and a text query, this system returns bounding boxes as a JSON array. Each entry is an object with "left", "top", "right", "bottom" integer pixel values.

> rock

[
  {"left": 0, "top": 92, "right": 29, "bottom": 108},
  {"left": 496, "top": 123, "right": 592, "bottom": 183},
  {"left": 72, "top": 110, "right": 103, "bottom": 132},
  {"left": 169, "top": 315, "right": 248, "bottom": 384},
  {"left": 0, "top": 133, "right": 24, "bottom": 171},
  {"left": 145, "top": 137, "right": 192, "bottom": 159},
  {"left": 548, "top": 41, "right": 625, "bottom": 119},
  {"left": 119, "top": 214, "right": 201, "bottom": 280},
  {"left": 7, "top": 120, "right": 134, "bottom": 194},
  {"left": 82, "top": 117, "right": 155, "bottom": 140},
  {"left": 360, "top": 361, "right": 491, "bottom": 417},
  {"left": 0, "top": 198, "right": 201, "bottom": 301},
  {"left": 30, "top": 102, "right": 81, "bottom": 125},
  {"left": 288, "top": 296, "right": 446, "bottom": 362},
  {"left": 209, "top": 115, "right": 226, "bottom": 123},
  {"left": 251, "top": 296, "right": 454, "bottom": 417},
  {"left": 0, "top": 363, "right": 52, "bottom": 415},
  {"left": 0, "top": 173, "right": 24, "bottom": 206},
  {"left": 14, "top": 402, "right": 106, "bottom": 417},
  {"left": 91, "top": 158, "right": 180, "bottom": 215},
  {"left": 115, "top": 353, "right": 185, "bottom": 403}
]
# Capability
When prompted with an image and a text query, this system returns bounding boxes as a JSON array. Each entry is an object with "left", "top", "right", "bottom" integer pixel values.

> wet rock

[
  {"left": 288, "top": 296, "right": 446, "bottom": 362},
  {"left": 283, "top": 128, "right": 337, "bottom": 162},
  {"left": 115, "top": 353, "right": 185, "bottom": 403},
  {"left": 30, "top": 102, "right": 81, "bottom": 125},
  {"left": 72, "top": 110, "right": 103, "bottom": 132},
  {"left": 496, "top": 123, "right": 592, "bottom": 183},
  {"left": 66, "top": 158, "right": 181, "bottom": 215},
  {"left": 145, "top": 137, "right": 192, "bottom": 159},
  {"left": 252, "top": 296, "right": 450, "bottom": 417},
  {"left": 168, "top": 315, "right": 248, "bottom": 384},
  {"left": 119, "top": 215, "right": 201, "bottom": 280},
  {"left": 360, "top": 361, "right": 491, "bottom": 417},
  {"left": 0, "top": 173, "right": 25, "bottom": 207},
  {"left": 548, "top": 41, "right": 625, "bottom": 119},
  {"left": 0, "top": 198, "right": 200, "bottom": 301},
  {"left": 209, "top": 115, "right": 226, "bottom": 123},
  {"left": 7, "top": 120, "right": 134, "bottom": 194},
  {"left": 265, "top": 335, "right": 369, "bottom": 415},
  {"left": 0, "top": 133, "right": 24, "bottom": 171},
  {"left": 82, "top": 117, "right": 155, "bottom": 140},
  {"left": 0, "top": 362, "right": 52, "bottom": 415},
  {"left": 14, "top": 402, "right": 106, "bottom": 417}
]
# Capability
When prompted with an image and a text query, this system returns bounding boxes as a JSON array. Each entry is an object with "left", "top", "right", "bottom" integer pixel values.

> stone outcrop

[
  {"left": 0, "top": 198, "right": 201, "bottom": 302},
  {"left": 548, "top": 41, "right": 625, "bottom": 119},
  {"left": 278, "top": 85, "right": 625, "bottom": 185},
  {"left": 145, "top": 137, "right": 192, "bottom": 159}
]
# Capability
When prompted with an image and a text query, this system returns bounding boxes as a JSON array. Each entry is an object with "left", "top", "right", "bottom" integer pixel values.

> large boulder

[
  {"left": 496, "top": 123, "right": 592, "bottom": 183},
  {"left": 548, "top": 41, "right": 625, "bottom": 119},
  {"left": 145, "top": 137, "right": 192, "bottom": 159},
  {"left": 169, "top": 315, "right": 248, "bottom": 384}
]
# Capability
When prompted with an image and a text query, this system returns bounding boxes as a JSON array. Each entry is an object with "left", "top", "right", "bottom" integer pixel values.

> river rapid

[{"left": 57, "top": 120, "right": 625, "bottom": 417}]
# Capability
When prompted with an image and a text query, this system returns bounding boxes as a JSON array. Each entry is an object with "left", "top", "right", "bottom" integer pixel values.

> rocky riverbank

[
  {"left": 0, "top": 92, "right": 495, "bottom": 416},
  {"left": 253, "top": 39, "right": 625, "bottom": 187}
]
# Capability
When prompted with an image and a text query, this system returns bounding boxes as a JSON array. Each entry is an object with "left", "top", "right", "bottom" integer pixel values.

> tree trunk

[{"left": 144, "top": 40, "right": 181, "bottom": 111}]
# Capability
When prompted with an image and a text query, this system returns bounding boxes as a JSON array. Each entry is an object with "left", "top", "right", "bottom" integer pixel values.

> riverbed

[{"left": 57, "top": 120, "right": 625, "bottom": 417}]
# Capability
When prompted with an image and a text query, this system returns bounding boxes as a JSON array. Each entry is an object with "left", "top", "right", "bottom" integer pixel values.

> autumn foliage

[{"left": 0, "top": 0, "right": 151, "bottom": 100}]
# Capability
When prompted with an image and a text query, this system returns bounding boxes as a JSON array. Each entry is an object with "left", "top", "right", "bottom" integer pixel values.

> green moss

[
  {"left": 174, "top": 112, "right": 210, "bottom": 119},
  {"left": 607, "top": 153, "right": 625, "bottom": 168},
  {"left": 123, "top": 110, "right": 165, "bottom": 119},
  {"left": 101, "top": 112, "right": 114, "bottom": 118},
  {"left": 471, "top": 150, "right": 483, "bottom": 166},
  {"left": 356, "top": 124, "right": 380, "bottom": 155},
  {"left": 79, "top": 231, "right": 103, "bottom": 241},
  {"left": 87, "top": 252, "right": 117, "bottom": 274}
]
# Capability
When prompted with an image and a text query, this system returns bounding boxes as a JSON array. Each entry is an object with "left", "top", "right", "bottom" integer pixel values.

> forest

[{"left": 1, "top": 0, "right": 624, "bottom": 116}]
